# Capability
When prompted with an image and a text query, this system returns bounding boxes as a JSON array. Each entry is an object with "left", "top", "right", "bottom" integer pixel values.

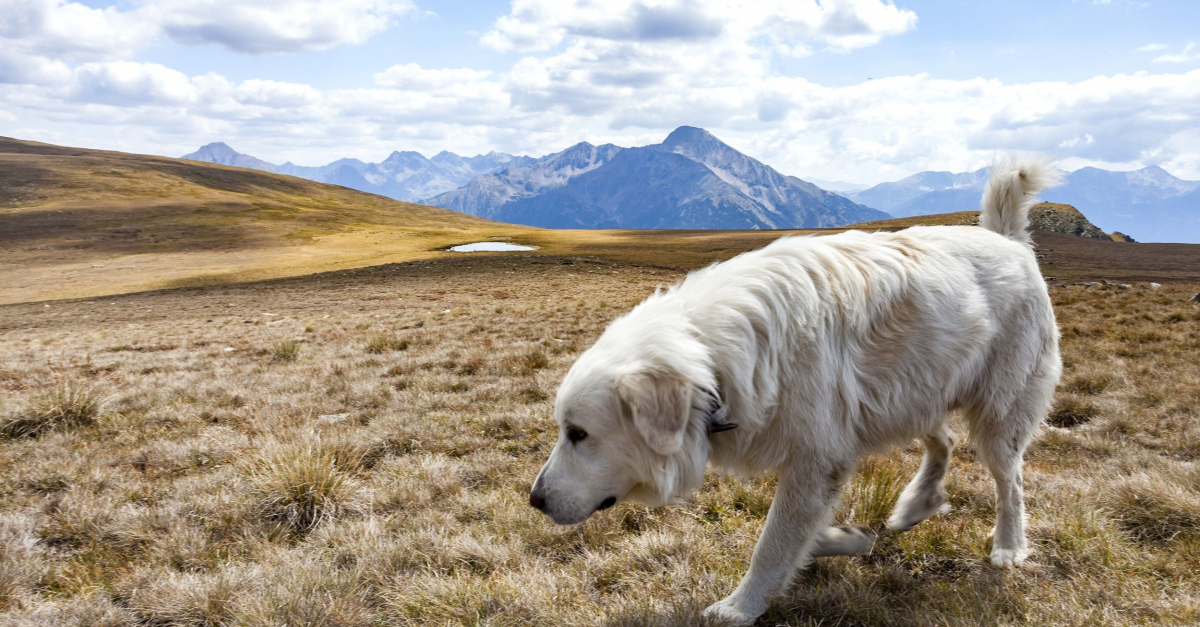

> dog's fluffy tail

[{"left": 979, "top": 157, "right": 1062, "bottom": 246}]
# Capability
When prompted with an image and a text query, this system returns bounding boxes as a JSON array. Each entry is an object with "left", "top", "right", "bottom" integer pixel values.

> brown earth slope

[
  {"left": 3, "top": 137, "right": 1200, "bottom": 304},
  {"left": 0, "top": 137, "right": 548, "bottom": 303},
  {"left": 1, "top": 137, "right": 843, "bottom": 304}
]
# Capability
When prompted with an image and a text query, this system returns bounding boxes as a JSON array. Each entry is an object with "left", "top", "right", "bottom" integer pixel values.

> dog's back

[{"left": 676, "top": 161, "right": 1062, "bottom": 471}]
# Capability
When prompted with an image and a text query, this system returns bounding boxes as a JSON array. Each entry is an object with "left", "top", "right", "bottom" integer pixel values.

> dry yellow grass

[
  {"left": 2, "top": 254, "right": 1199, "bottom": 626},
  {"left": 8, "top": 137, "right": 1200, "bottom": 307},
  {"left": 3, "top": 136, "right": 836, "bottom": 305}
]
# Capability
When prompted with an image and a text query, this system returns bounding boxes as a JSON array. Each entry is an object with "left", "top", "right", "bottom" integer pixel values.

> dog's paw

[
  {"left": 703, "top": 598, "right": 761, "bottom": 626},
  {"left": 886, "top": 497, "right": 950, "bottom": 531},
  {"left": 811, "top": 526, "right": 875, "bottom": 558},
  {"left": 989, "top": 547, "right": 1029, "bottom": 567}
]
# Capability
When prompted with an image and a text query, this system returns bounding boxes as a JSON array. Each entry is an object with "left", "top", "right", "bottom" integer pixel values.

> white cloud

[
  {"left": 0, "top": 0, "right": 155, "bottom": 62},
  {"left": 760, "top": 0, "right": 919, "bottom": 52},
  {"left": 2, "top": 0, "right": 1199, "bottom": 182},
  {"left": 373, "top": 64, "right": 493, "bottom": 90},
  {"left": 0, "top": 0, "right": 414, "bottom": 64},
  {"left": 6, "top": 53, "right": 1200, "bottom": 183},
  {"left": 1137, "top": 43, "right": 1167, "bottom": 52},
  {"left": 2, "top": 59, "right": 516, "bottom": 145},
  {"left": 481, "top": 0, "right": 726, "bottom": 52},
  {"left": 71, "top": 61, "right": 196, "bottom": 106},
  {"left": 231, "top": 79, "right": 322, "bottom": 110},
  {"left": 481, "top": 0, "right": 917, "bottom": 53},
  {"left": 1058, "top": 134, "right": 1095, "bottom": 148},
  {"left": 486, "top": 0, "right": 919, "bottom": 143},
  {"left": 0, "top": 47, "right": 73, "bottom": 86},
  {"left": 148, "top": 0, "right": 416, "bottom": 54},
  {"left": 0, "top": 0, "right": 150, "bottom": 89},
  {"left": 1154, "top": 43, "right": 1200, "bottom": 64}
]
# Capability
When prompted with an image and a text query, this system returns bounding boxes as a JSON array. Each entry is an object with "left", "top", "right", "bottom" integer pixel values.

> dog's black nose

[{"left": 529, "top": 490, "right": 547, "bottom": 511}]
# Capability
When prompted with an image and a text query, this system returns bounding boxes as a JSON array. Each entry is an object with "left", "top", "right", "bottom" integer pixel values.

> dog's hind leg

[
  {"left": 809, "top": 525, "right": 875, "bottom": 557},
  {"left": 972, "top": 370, "right": 1055, "bottom": 566},
  {"left": 886, "top": 422, "right": 954, "bottom": 531}
]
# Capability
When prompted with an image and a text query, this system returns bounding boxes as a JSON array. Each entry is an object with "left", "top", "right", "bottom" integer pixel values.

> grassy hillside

[
  {"left": 0, "top": 137, "right": 543, "bottom": 303},
  {"left": 2, "top": 137, "right": 840, "bottom": 304},
  {"left": 4, "top": 138, "right": 1199, "bottom": 305},
  {"left": 1, "top": 257, "right": 1198, "bottom": 625}
]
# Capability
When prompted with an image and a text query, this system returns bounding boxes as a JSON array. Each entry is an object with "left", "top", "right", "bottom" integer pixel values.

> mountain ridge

[
  {"left": 182, "top": 142, "right": 534, "bottom": 202},
  {"left": 428, "top": 126, "right": 888, "bottom": 229},
  {"left": 848, "top": 165, "right": 1200, "bottom": 243},
  {"left": 429, "top": 141, "right": 624, "bottom": 219}
]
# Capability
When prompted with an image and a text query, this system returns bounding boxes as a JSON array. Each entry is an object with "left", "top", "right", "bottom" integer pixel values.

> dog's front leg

[{"left": 704, "top": 459, "right": 845, "bottom": 625}]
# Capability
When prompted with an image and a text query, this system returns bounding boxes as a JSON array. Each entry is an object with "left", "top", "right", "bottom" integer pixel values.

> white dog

[{"left": 530, "top": 160, "right": 1062, "bottom": 625}]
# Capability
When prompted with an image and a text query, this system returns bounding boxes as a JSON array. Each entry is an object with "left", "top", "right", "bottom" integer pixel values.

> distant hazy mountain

[
  {"left": 182, "top": 142, "right": 281, "bottom": 173},
  {"left": 182, "top": 142, "right": 533, "bottom": 202},
  {"left": 1045, "top": 167, "right": 1200, "bottom": 243},
  {"left": 849, "top": 165, "right": 1200, "bottom": 243},
  {"left": 803, "top": 177, "right": 871, "bottom": 194},
  {"left": 428, "top": 126, "right": 887, "bottom": 229},
  {"left": 848, "top": 169, "right": 989, "bottom": 216}
]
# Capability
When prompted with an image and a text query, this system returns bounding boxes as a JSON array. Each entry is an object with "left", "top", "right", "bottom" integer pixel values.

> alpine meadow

[{"left": 4, "top": 0, "right": 1200, "bottom": 626}]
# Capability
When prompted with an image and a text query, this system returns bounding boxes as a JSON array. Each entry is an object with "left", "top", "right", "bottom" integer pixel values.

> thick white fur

[{"left": 531, "top": 160, "right": 1062, "bottom": 625}]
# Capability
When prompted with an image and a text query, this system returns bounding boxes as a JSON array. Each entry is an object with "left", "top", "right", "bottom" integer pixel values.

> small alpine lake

[{"left": 446, "top": 242, "right": 537, "bottom": 252}]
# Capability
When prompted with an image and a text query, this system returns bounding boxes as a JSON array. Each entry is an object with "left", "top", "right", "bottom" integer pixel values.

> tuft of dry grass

[
  {"left": 1, "top": 383, "right": 105, "bottom": 438},
  {"left": 270, "top": 339, "right": 301, "bottom": 363},
  {"left": 511, "top": 347, "right": 550, "bottom": 375},
  {"left": 126, "top": 569, "right": 247, "bottom": 627},
  {"left": 1105, "top": 474, "right": 1200, "bottom": 543},
  {"left": 1047, "top": 396, "right": 1101, "bottom": 428},
  {"left": 242, "top": 438, "right": 363, "bottom": 534},
  {"left": 364, "top": 333, "right": 409, "bottom": 354},
  {"left": 838, "top": 455, "right": 908, "bottom": 530},
  {"left": 1062, "top": 370, "right": 1120, "bottom": 395}
]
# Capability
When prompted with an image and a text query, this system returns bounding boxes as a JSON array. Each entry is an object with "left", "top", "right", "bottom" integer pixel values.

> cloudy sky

[{"left": 2, "top": 0, "right": 1199, "bottom": 184}]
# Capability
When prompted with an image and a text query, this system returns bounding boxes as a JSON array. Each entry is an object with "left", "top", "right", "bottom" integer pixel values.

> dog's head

[{"left": 529, "top": 303, "right": 729, "bottom": 525}]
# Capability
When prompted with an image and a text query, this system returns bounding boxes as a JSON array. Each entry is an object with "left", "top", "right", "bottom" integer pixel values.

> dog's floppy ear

[{"left": 616, "top": 367, "right": 692, "bottom": 455}]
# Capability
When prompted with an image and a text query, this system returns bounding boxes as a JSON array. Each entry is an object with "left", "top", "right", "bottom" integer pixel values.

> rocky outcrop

[
  {"left": 1027, "top": 203, "right": 1112, "bottom": 240},
  {"left": 849, "top": 202, "right": 1116, "bottom": 240}
]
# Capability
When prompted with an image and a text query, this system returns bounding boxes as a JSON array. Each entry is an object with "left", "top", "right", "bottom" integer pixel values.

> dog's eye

[{"left": 566, "top": 426, "right": 588, "bottom": 444}]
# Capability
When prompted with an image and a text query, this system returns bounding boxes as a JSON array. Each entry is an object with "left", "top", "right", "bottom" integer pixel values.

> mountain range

[
  {"left": 182, "top": 142, "right": 535, "bottom": 202},
  {"left": 847, "top": 166, "right": 1200, "bottom": 243},
  {"left": 185, "top": 128, "right": 888, "bottom": 230},
  {"left": 183, "top": 132, "right": 1198, "bottom": 240},
  {"left": 428, "top": 126, "right": 887, "bottom": 229}
]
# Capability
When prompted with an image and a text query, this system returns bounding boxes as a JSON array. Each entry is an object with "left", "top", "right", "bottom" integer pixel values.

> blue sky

[{"left": 3, "top": 0, "right": 1199, "bottom": 183}]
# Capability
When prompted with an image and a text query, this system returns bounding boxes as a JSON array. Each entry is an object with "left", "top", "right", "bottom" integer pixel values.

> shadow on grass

[{"left": 599, "top": 555, "right": 1028, "bottom": 627}]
